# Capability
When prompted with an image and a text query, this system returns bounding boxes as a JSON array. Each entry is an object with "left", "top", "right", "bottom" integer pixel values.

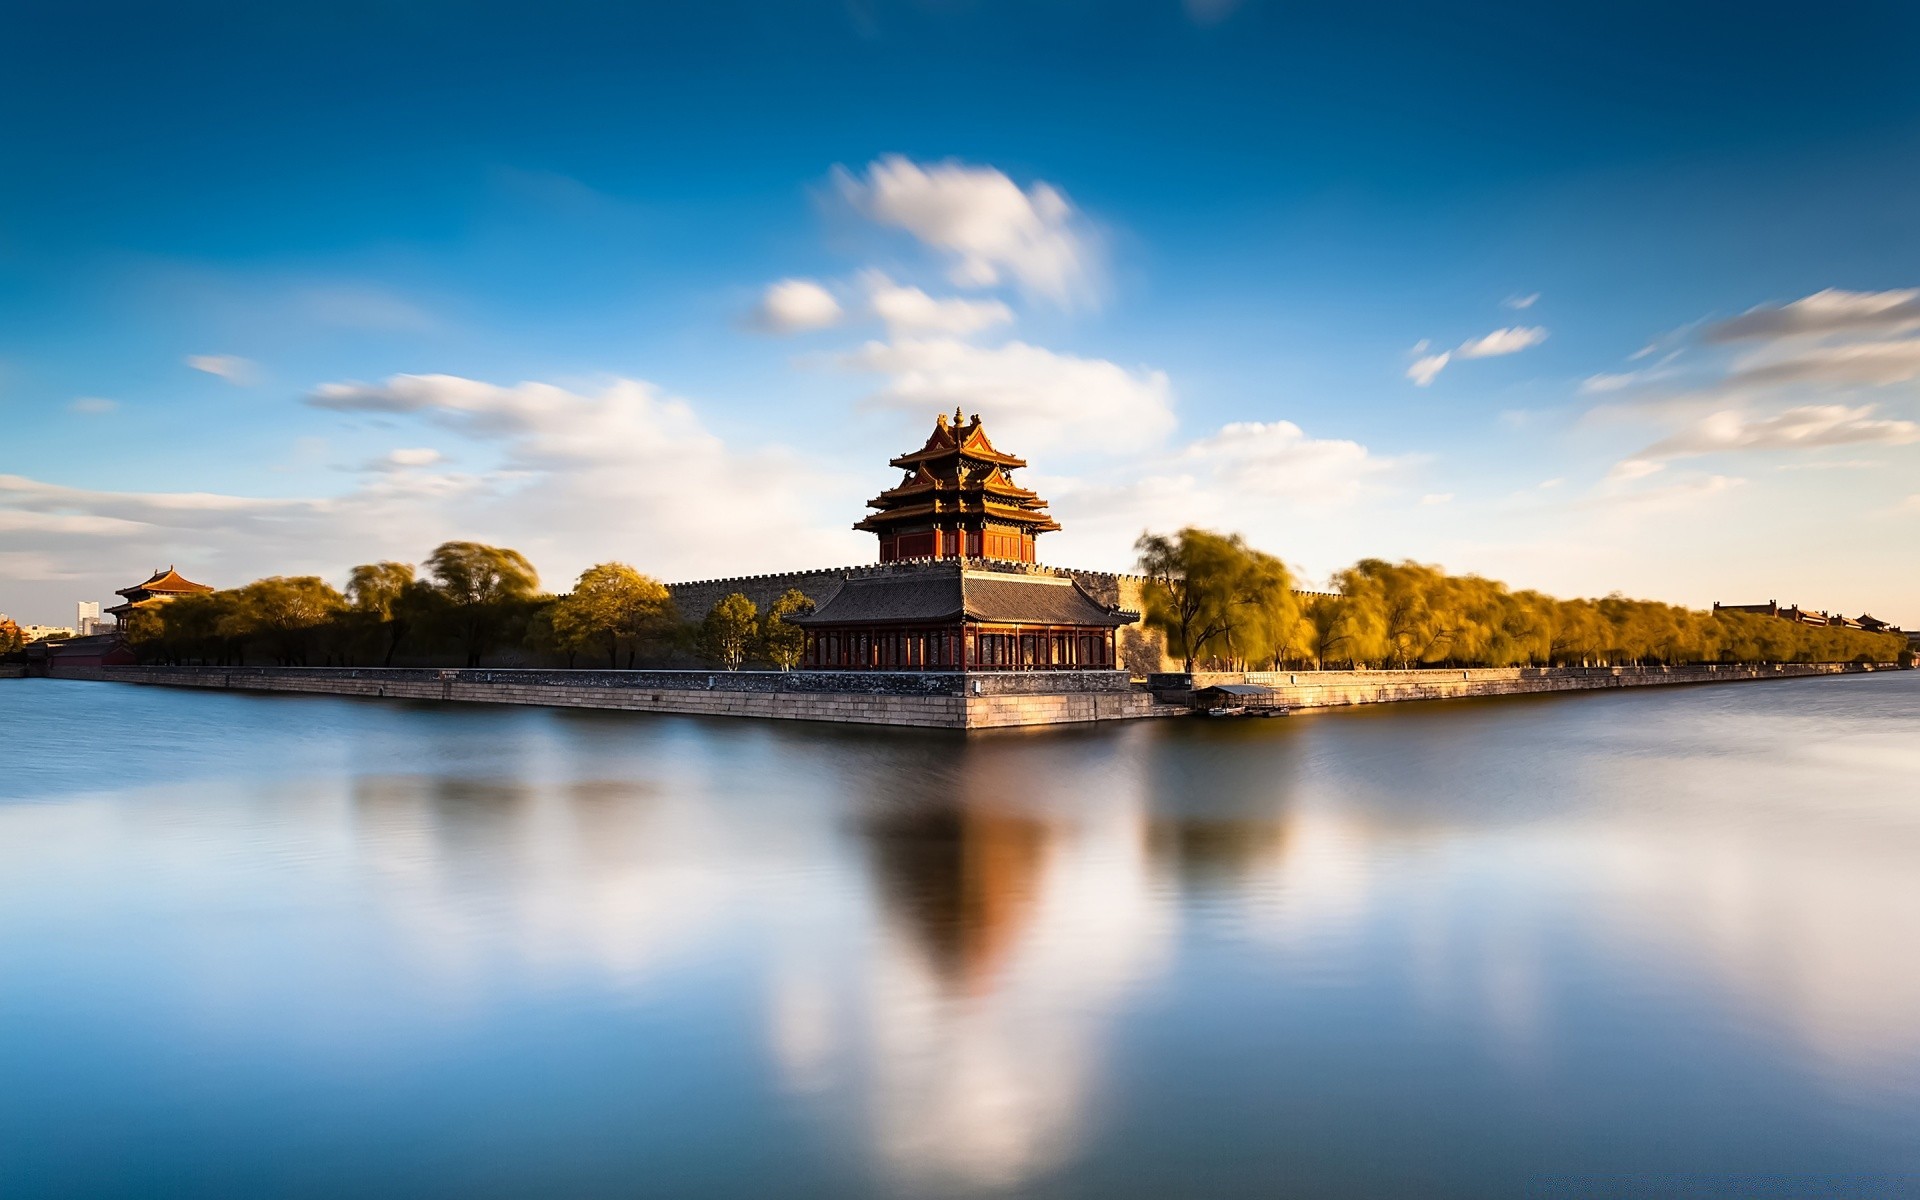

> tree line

[
  {"left": 122, "top": 541, "right": 815, "bottom": 671},
  {"left": 1136, "top": 528, "right": 1910, "bottom": 671},
  {"left": 78, "top": 530, "right": 1912, "bottom": 672}
]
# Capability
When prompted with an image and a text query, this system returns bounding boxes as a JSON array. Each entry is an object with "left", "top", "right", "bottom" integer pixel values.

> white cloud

[
  {"left": 750, "top": 278, "right": 843, "bottom": 334},
  {"left": 840, "top": 337, "right": 1174, "bottom": 456},
  {"left": 1407, "top": 326, "right": 1546, "bottom": 385},
  {"left": 1407, "top": 352, "right": 1450, "bottom": 387},
  {"left": 1420, "top": 493, "right": 1455, "bottom": 506},
  {"left": 0, "top": 374, "right": 865, "bottom": 615},
  {"left": 835, "top": 156, "right": 1098, "bottom": 306},
  {"left": 377, "top": 447, "right": 443, "bottom": 469},
  {"left": 1178, "top": 421, "right": 1387, "bottom": 502},
  {"left": 1605, "top": 458, "right": 1666, "bottom": 483},
  {"left": 1504, "top": 293, "right": 1540, "bottom": 310},
  {"left": 185, "top": 354, "right": 257, "bottom": 384},
  {"left": 863, "top": 272, "right": 1013, "bottom": 336},
  {"left": 1457, "top": 326, "right": 1549, "bottom": 359},
  {"left": 69, "top": 397, "right": 117, "bottom": 414},
  {"left": 1632, "top": 404, "right": 1920, "bottom": 462},
  {"left": 1706, "top": 288, "right": 1920, "bottom": 344}
]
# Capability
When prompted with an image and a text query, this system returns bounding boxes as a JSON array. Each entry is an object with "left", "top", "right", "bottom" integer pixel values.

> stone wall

[
  {"left": 48, "top": 664, "right": 1165, "bottom": 730},
  {"left": 1158, "top": 662, "right": 1895, "bottom": 709}
]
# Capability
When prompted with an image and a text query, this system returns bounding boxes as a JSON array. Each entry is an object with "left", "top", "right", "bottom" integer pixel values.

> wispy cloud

[
  {"left": 185, "top": 354, "right": 257, "bottom": 384},
  {"left": 1609, "top": 404, "right": 1919, "bottom": 481},
  {"left": 69, "top": 396, "right": 117, "bottom": 414},
  {"left": 1503, "top": 293, "right": 1540, "bottom": 310},
  {"left": 1407, "top": 326, "right": 1548, "bottom": 385},
  {"left": 1705, "top": 288, "right": 1920, "bottom": 344}
]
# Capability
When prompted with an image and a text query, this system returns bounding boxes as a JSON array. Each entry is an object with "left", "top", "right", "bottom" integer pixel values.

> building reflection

[
  {"left": 863, "top": 803, "right": 1051, "bottom": 996},
  {"left": 840, "top": 740, "right": 1172, "bottom": 1190}
]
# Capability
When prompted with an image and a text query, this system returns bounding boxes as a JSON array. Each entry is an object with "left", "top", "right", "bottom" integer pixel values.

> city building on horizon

[{"left": 76, "top": 601, "right": 103, "bottom": 637}]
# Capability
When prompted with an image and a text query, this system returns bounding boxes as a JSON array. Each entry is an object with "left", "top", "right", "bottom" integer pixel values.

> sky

[{"left": 3, "top": 0, "right": 1919, "bottom": 626}]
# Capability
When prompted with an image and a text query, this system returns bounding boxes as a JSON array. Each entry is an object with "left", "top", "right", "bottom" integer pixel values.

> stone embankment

[
  {"left": 37, "top": 661, "right": 1897, "bottom": 729},
  {"left": 1155, "top": 661, "right": 1894, "bottom": 710},
  {"left": 46, "top": 664, "right": 1176, "bottom": 729}
]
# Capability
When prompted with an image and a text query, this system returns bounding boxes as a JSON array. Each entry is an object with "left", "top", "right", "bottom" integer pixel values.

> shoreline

[{"left": 26, "top": 661, "right": 1900, "bottom": 729}]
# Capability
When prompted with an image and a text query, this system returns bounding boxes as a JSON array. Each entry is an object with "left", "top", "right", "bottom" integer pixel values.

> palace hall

[{"left": 786, "top": 411, "right": 1139, "bottom": 671}]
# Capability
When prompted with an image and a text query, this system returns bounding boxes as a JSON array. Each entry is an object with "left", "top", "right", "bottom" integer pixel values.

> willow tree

[
  {"left": 1135, "top": 528, "right": 1307, "bottom": 671},
  {"left": 230, "top": 576, "right": 347, "bottom": 665},
  {"left": 549, "top": 562, "right": 676, "bottom": 668},
  {"left": 347, "top": 561, "right": 421, "bottom": 666},
  {"left": 424, "top": 541, "right": 540, "bottom": 666}
]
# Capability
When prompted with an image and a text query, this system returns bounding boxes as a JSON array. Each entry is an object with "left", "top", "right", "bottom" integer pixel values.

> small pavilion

[
  {"left": 794, "top": 412, "right": 1134, "bottom": 671},
  {"left": 107, "top": 566, "right": 214, "bottom": 631}
]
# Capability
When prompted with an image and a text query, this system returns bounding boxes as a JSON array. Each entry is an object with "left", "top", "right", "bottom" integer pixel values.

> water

[{"left": 3, "top": 675, "right": 1918, "bottom": 1198}]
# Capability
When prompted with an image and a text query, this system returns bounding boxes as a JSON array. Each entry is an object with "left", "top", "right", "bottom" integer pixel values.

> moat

[{"left": 4, "top": 673, "right": 1918, "bottom": 1197}]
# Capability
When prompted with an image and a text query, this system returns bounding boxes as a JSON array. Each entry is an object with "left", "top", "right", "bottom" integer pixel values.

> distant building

[
  {"left": 22, "top": 624, "right": 77, "bottom": 642},
  {"left": 1715, "top": 599, "right": 1907, "bottom": 638},
  {"left": 76, "top": 601, "right": 103, "bottom": 636},
  {"left": 106, "top": 566, "right": 214, "bottom": 631}
]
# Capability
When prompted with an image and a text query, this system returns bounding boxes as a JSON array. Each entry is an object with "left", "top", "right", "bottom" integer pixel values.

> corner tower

[{"left": 856, "top": 409, "right": 1062, "bottom": 563}]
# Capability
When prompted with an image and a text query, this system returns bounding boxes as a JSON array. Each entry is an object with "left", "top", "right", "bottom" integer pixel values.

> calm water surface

[{"left": 3, "top": 675, "right": 1918, "bottom": 1197}]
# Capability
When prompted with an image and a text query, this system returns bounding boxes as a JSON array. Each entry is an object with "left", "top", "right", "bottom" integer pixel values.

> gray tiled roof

[{"left": 792, "top": 566, "right": 1133, "bottom": 628}]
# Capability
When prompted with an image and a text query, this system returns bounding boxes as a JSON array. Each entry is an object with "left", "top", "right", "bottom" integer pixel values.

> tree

[
  {"left": 1135, "top": 528, "right": 1248, "bottom": 672},
  {"left": 347, "top": 561, "right": 419, "bottom": 667},
  {"left": 0, "top": 618, "right": 23, "bottom": 657},
  {"left": 230, "top": 576, "right": 347, "bottom": 665},
  {"left": 761, "top": 588, "right": 815, "bottom": 670},
  {"left": 1302, "top": 593, "right": 1351, "bottom": 670},
  {"left": 424, "top": 541, "right": 540, "bottom": 666},
  {"left": 548, "top": 563, "right": 676, "bottom": 668},
  {"left": 701, "top": 593, "right": 758, "bottom": 670}
]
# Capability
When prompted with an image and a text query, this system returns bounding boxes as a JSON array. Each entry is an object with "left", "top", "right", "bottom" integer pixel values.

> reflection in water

[{"left": 2, "top": 676, "right": 1919, "bottom": 1195}]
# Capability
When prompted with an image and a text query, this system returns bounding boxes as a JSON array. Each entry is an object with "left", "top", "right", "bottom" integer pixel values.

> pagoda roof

[
  {"left": 854, "top": 500, "right": 1062, "bottom": 533},
  {"left": 792, "top": 567, "right": 1132, "bottom": 628},
  {"left": 117, "top": 566, "right": 214, "bottom": 599},
  {"left": 861, "top": 411, "right": 1060, "bottom": 539},
  {"left": 889, "top": 409, "right": 1028, "bottom": 469}
]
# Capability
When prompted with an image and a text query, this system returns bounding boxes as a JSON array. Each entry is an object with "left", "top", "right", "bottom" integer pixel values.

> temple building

[
  {"left": 782, "top": 412, "right": 1137, "bottom": 670},
  {"left": 857, "top": 408, "right": 1061, "bottom": 563},
  {"left": 106, "top": 566, "right": 214, "bottom": 630}
]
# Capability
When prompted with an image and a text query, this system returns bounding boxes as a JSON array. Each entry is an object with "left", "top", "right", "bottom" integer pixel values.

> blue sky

[{"left": 4, "top": 0, "right": 1919, "bottom": 625}]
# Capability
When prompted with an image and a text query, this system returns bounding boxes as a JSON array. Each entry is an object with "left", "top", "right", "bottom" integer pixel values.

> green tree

[
  {"left": 701, "top": 593, "right": 758, "bottom": 670},
  {"left": 761, "top": 588, "right": 815, "bottom": 670},
  {"left": 347, "top": 561, "right": 419, "bottom": 666},
  {"left": 424, "top": 541, "right": 540, "bottom": 666},
  {"left": 548, "top": 562, "right": 677, "bottom": 668}
]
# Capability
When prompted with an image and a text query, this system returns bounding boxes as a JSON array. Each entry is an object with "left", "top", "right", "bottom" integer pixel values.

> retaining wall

[
  {"left": 43, "top": 661, "right": 1898, "bottom": 730},
  {"left": 1155, "top": 662, "right": 1895, "bottom": 709},
  {"left": 47, "top": 665, "right": 1169, "bottom": 730}
]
